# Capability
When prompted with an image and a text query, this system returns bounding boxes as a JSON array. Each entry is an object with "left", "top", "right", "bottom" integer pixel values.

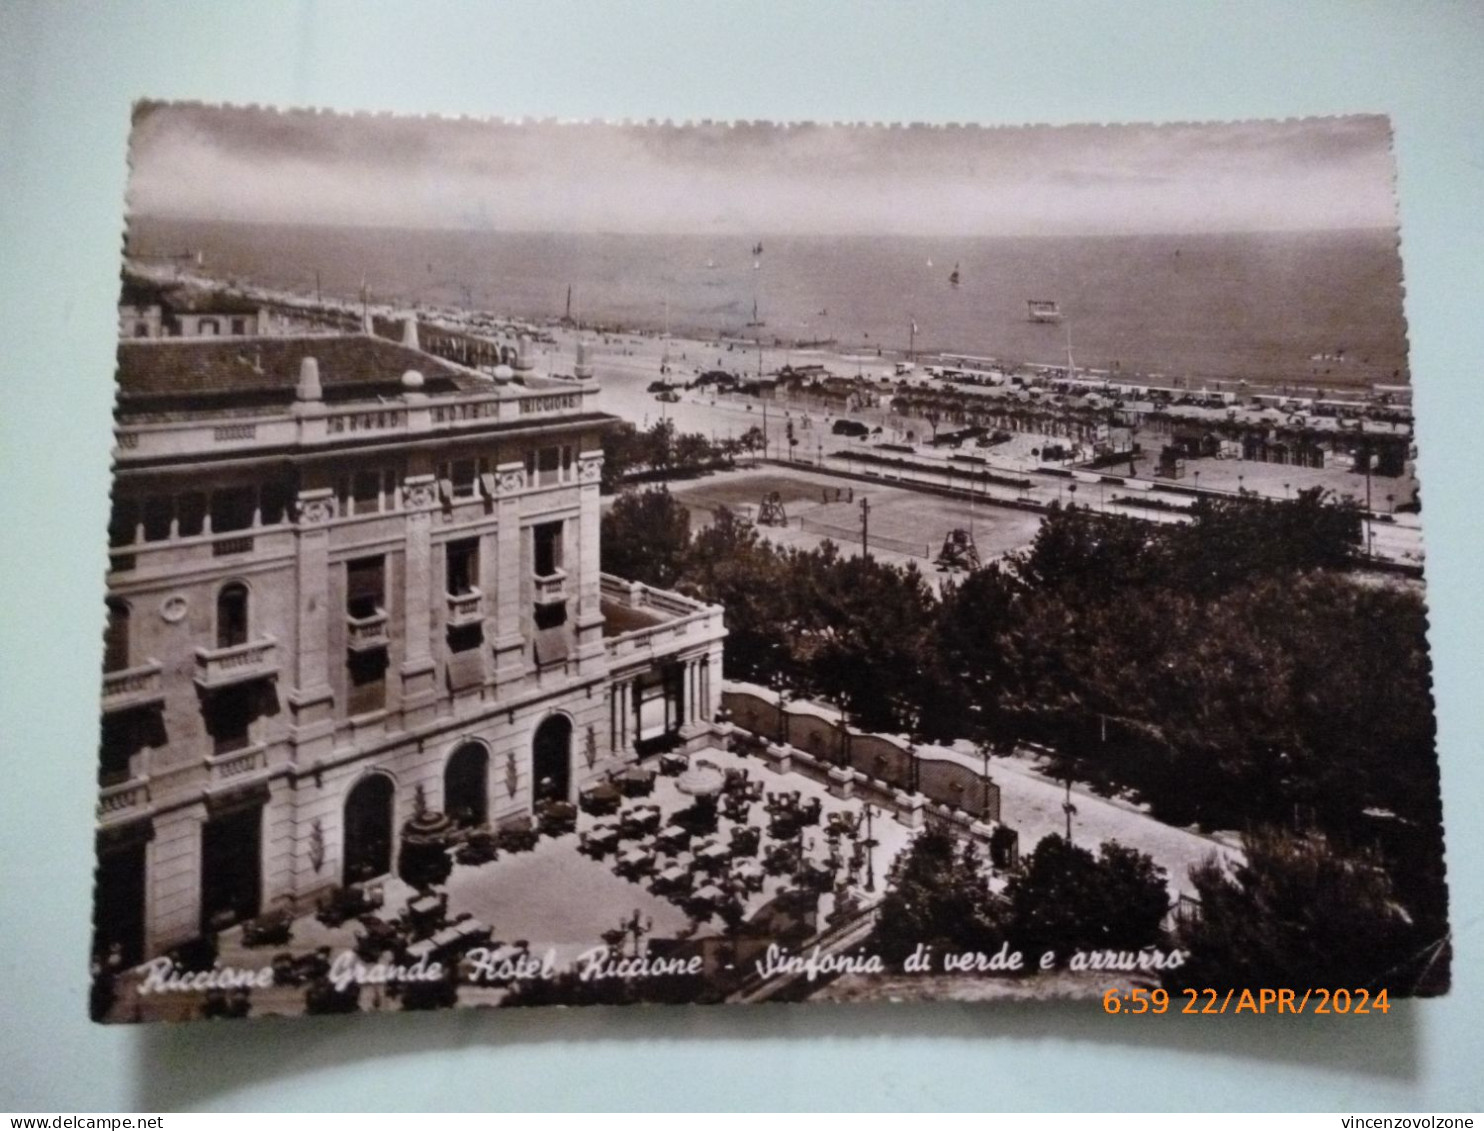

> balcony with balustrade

[
  {"left": 193, "top": 637, "right": 279, "bottom": 690},
  {"left": 102, "top": 660, "right": 165, "bottom": 714},
  {"left": 205, "top": 743, "right": 270, "bottom": 789},
  {"left": 600, "top": 574, "right": 725, "bottom": 667},
  {"left": 446, "top": 587, "right": 484, "bottom": 627},
  {"left": 346, "top": 610, "right": 390, "bottom": 653},
  {"left": 532, "top": 570, "right": 568, "bottom": 607},
  {"left": 97, "top": 777, "right": 150, "bottom": 824}
]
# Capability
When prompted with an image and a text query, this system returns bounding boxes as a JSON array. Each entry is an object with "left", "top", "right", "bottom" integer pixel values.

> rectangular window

[
  {"left": 142, "top": 496, "right": 173, "bottom": 542},
  {"left": 532, "top": 601, "right": 569, "bottom": 667},
  {"left": 634, "top": 664, "right": 683, "bottom": 741},
  {"left": 533, "top": 600, "right": 567, "bottom": 631},
  {"left": 230, "top": 317, "right": 248, "bottom": 336},
  {"left": 177, "top": 492, "right": 206, "bottom": 537},
  {"left": 260, "top": 479, "right": 293, "bottom": 526},
  {"left": 351, "top": 470, "right": 382, "bottom": 516},
  {"left": 347, "top": 650, "right": 388, "bottom": 715},
  {"left": 103, "top": 600, "right": 130, "bottom": 673},
  {"left": 108, "top": 498, "right": 138, "bottom": 548},
  {"left": 533, "top": 521, "right": 563, "bottom": 578},
  {"left": 208, "top": 685, "right": 256, "bottom": 756},
  {"left": 446, "top": 538, "right": 479, "bottom": 596},
  {"left": 438, "top": 459, "right": 478, "bottom": 501},
  {"left": 210, "top": 486, "right": 256, "bottom": 534},
  {"left": 99, "top": 714, "right": 142, "bottom": 786},
  {"left": 536, "top": 446, "right": 561, "bottom": 487},
  {"left": 346, "top": 556, "right": 386, "bottom": 619}
]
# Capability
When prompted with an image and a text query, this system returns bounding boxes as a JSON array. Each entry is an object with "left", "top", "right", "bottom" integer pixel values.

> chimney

[
  {"left": 514, "top": 332, "right": 533, "bottom": 371},
  {"left": 402, "top": 315, "right": 420, "bottom": 352},
  {"left": 296, "top": 356, "right": 322, "bottom": 402},
  {"left": 574, "top": 339, "right": 594, "bottom": 381}
]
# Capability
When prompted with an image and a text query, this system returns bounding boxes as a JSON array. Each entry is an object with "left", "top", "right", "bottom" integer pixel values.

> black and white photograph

[{"left": 91, "top": 104, "right": 1446, "bottom": 1021}]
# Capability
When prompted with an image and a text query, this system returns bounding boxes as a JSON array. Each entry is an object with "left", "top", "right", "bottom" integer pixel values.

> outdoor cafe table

[
  {"left": 406, "top": 893, "right": 446, "bottom": 933},
  {"left": 696, "top": 841, "right": 730, "bottom": 867},
  {"left": 692, "top": 883, "right": 725, "bottom": 906},
  {"left": 732, "top": 860, "right": 765, "bottom": 887},
  {"left": 616, "top": 766, "right": 657, "bottom": 797},
  {"left": 405, "top": 938, "right": 437, "bottom": 963},
  {"left": 581, "top": 781, "right": 622, "bottom": 813},
  {"left": 587, "top": 825, "right": 620, "bottom": 850},
  {"left": 617, "top": 845, "right": 653, "bottom": 872},
  {"left": 658, "top": 824, "right": 690, "bottom": 851}
]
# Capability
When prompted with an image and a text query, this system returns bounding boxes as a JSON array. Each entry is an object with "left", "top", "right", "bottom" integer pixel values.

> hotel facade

[{"left": 95, "top": 318, "right": 725, "bottom": 964}]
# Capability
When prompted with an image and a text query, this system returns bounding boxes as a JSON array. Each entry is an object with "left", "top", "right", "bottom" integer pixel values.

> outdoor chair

[
  {"left": 353, "top": 916, "right": 402, "bottom": 962},
  {"left": 537, "top": 800, "right": 578, "bottom": 837},
  {"left": 455, "top": 829, "right": 498, "bottom": 866},
  {"left": 496, "top": 815, "right": 539, "bottom": 853},
  {"left": 240, "top": 906, "right": 293, "bottom": 948},
  {"left": 729, "top": 825, "right": 761, "bottom": 857},
  {"left": 579, "top": 781, "right": 622, "bottom": 817}
]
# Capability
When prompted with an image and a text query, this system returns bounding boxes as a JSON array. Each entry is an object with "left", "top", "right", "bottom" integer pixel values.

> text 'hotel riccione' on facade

[{"left": 95, "top": 311, "right": 726, "bottom": 964}]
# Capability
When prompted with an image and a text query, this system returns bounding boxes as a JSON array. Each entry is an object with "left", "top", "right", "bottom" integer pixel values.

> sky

[{"left": 127, "top": 103, "right": 1400, "bottom": 237}]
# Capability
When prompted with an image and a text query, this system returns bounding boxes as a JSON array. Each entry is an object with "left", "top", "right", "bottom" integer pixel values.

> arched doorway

[
  {"left": 343, "top": 774, "right": 394, "bottom": 886},
  {"left": 531, "top": 715, "right": 573, "bottom": 805},
  {"left": 445, "top": 743, "right": 489, "bottom": 828}
]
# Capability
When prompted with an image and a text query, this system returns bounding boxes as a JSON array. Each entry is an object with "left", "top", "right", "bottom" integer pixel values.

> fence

[
  {"left": 723, "top": 688, "right": 1000, "bottom": 823},
  {"left": 796, "top": 516, "right": 932, "bottom": 560}
]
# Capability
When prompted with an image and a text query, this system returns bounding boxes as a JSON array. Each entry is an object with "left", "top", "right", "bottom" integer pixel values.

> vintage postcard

[{"left": 92, "top": 105, "right": 1445, "bottom": 1020}]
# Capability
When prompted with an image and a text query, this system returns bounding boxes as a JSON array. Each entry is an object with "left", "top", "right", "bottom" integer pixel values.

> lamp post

[
  {"left": 1062, "top": 776, "right": 1077, "bottom": 844},
  {"left": 863, "top": 803, "right": 877, "bottom": 893},
  {"left": 772, "top": 669, "right": 789, "bottom": 745}
]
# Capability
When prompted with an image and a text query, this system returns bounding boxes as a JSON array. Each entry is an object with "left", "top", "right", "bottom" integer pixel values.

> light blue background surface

[{"left": 2, "top": 1, "right": 1481, "bottom": 1112}]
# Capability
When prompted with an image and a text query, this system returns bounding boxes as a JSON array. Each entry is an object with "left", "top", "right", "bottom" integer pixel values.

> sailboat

[
  {"left": 746, "top": 297, "right": 765, "bottom": 328},
  {"left": 949, "top": 262, "right": 960, "bottom": 288}
]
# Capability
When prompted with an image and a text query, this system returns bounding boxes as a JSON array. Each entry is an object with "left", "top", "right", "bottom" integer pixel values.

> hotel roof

[{"left": 115, "top": 335, "right": 486, "bottom": 417}]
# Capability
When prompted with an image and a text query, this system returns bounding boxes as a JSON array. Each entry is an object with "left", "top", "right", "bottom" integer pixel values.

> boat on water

[
  {"left": 1027, "top": 299, "right": 1062, "bottom": 324},
  {"left": 949, "top": 262, "right": 960, "bottom": 287}
]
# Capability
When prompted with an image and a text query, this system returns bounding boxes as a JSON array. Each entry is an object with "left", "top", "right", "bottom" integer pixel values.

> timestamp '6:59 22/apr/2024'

[{"left": 1103, "top": 988, "right": 1392, "bottom": 1015}]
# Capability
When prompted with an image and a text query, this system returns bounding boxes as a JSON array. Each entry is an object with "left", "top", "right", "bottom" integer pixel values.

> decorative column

[
  {"left": 288, "top": 487, "right": 336, "bottom": 742},
  {"left": 400, "top": 473, "right": 439, "bottom": 723},
  {"left": 574, "top": 450, "right": 607, "bottom": 675},
  {"left": 491, "top": 461, "right": 527, "bottom": 693},
  {"left": 287, "top": 485, "right": 338, "bottom": 905}
]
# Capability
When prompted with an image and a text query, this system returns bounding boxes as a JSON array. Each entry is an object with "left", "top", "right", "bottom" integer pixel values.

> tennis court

[{"left": 668, "top": 466, "right": 1045, "bottom": 570}]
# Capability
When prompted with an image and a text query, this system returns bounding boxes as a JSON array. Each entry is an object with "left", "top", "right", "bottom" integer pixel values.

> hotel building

[{"left": 95, "top": 318, "right": 726, "bottom": 963}]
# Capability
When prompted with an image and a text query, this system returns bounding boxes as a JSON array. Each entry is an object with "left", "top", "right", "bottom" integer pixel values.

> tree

[
  {"left": 874, "top": 825, "right": 1002, "bottom": 964},
  {"left": 1003, "top": 835, "right": 1169, "bottom": 957},
  {"left": 1168, "top": 830, "right": 1428, "bottom": 993},
  {"left": 600, "top": 487, "right": 692, "bottom": 588}
]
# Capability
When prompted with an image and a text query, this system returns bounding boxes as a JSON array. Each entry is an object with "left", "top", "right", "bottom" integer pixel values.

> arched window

[
  {"left": 217, "top": 582, "right": 249, "bottom": 648},
  {"left": 103, "top": 598, "right": 130, "bottom": 672},
  {"left": 445, "top": 743, "right": 490, "bottom": 828}
]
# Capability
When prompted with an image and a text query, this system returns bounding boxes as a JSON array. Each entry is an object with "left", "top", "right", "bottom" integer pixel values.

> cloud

[{"left": 127, "top": 105, "right": 1399, "bottom": 236}]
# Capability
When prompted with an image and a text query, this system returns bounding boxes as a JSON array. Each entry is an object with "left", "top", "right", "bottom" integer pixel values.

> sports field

[{"left": 668, "top": 465, "right": 1046, "bottom": 575}]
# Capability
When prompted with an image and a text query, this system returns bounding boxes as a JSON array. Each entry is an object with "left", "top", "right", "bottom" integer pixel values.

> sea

[{"left": 127, "top": 219, "right": 1410, "bottom": 389}]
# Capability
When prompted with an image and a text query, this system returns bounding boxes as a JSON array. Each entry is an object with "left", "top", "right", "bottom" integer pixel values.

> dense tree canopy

[
  {"left": 599, "top": 483, "right": 1446, "bottom": 978},
  {"left": 1168, "top": 830, "right": 1432, "bottom": 993},
  {"left": 1004, "top": 835, "right": 1170, "bottom": 957}
]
